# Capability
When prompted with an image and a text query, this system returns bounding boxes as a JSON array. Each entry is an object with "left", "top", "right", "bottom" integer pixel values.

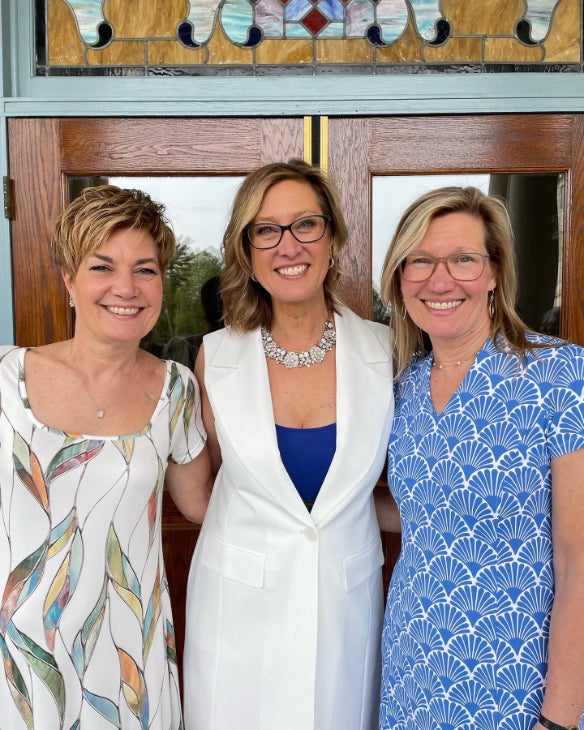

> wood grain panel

[
  {"left": 328, "top": 117, "right": 371, "bottom": 318},
  {"left": 255, "top": 39, "right": 313, "bottom": 65},
  {"left": 60, "top": 118, "right": 270, "bottom": 174},
  {"left": 545, "top": 0, "right": 581, "bottom": 63},
  {"left": 8, "top": 118, "right": 71, "bottom": 345},
  {"left": 48, "top": 0, "right": 85, "bottom": 65},
  {"left": 441, "top": 0, "right": 524, "bottom": 34},
  {"left": 260, "top": 118, "right": 305, "bottom": 165},
  {"left": 147, "top": 40, "right": 207, "bottom": 66},
  {"left": 367, "top": 115, "right": 574, "bottom": 173},
  {"left": 564, "top": 114, "right": 584, "bottom": 345},
  {"left": 86, "top": 41, "right": 146, "bottom": 67}
]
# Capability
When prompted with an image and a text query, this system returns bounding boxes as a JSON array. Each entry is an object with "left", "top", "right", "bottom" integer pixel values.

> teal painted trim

[
  {"left": 0, "top": 6, "right": 14, "bottom": 344},
  {"left": 0, "top": 1, "right": 8, "bottom": 96},
  {"left": 9, "top": 2, "right": 584, "bottom": 117},
  {"left": 6, "top": 74, "right": 584, "bottom": 116},
  {"left": 0, "top": 115, "right": 15, "bottom": 346}
]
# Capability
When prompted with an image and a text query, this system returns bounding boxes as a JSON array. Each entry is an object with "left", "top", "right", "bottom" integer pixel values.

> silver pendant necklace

[
  {"left": 261, "top": 320, "right": 336, "bottom": 369},
  {"left": 70, "top": 344, "right": 138, "bottom": 418}
]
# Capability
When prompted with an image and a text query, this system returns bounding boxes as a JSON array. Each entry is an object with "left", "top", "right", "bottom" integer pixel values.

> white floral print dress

[{"left": 0, "top": 346, "right": 205, "bottom": 730}]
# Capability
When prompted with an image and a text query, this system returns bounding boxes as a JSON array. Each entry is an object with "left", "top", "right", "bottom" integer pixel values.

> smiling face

[
  {"left": 249, "top": 179, "right": 331, "bottom": 314},
  {"left": 400, "top": 211, "right": 497, "bottom": 350},
  {"left": 63, "top": 227, "right": 163, "bottom": 347}
]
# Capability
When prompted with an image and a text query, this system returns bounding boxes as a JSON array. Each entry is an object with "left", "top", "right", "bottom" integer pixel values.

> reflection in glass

[
  {"left": 372, "top": 173, "right": 563, "bottom": 335},
  {"left": 68, "top": 175, "right": 243, "bottom": 364},
  {"left": 372, "top": 174, "right": 490, "bottom": 323}
]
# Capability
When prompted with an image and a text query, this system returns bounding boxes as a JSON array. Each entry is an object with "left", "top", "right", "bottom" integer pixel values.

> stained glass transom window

[{"left": 36, "top": 0, "right": 582, "bottom": 76}]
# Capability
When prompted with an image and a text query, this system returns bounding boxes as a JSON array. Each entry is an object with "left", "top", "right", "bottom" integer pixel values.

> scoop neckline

[{"left": 18, "top": 347, "right": 172, "bottom": 440}]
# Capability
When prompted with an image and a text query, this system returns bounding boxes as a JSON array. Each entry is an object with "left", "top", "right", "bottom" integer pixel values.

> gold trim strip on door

[
  {"left": 319, "top": 117, "right": 329, "bottom": 174},
  {"left": 303, "top": 116, "right": 313, "bottom": 165},
  {"left": 303, "top": 116, "right": 328, "bottom": 171}
]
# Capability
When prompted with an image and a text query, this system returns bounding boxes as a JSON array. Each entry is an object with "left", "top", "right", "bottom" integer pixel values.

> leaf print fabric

[
  {"left": 379, "top": 336, "right": 584, "bottom": 730},
  {"left": 0, "top": 346, "right": 205, "bottom": 729}
]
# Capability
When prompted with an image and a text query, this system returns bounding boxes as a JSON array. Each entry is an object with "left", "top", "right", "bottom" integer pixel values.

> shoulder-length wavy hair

[
  {"left": 380, "top": 185, "right": 544, "bottom": 376},
  {"left": 221, "top": 159, "right": 348, "bottom": 332},
  {"left": 50, "top": 184, "right": 176, "bottom": 277}
]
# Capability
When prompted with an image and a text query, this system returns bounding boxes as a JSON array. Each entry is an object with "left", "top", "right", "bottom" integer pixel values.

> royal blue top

[{"left": 275, "top": 422, "right": 337, "bottom": 510}]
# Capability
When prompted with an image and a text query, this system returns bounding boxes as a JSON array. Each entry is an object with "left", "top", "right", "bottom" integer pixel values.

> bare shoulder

[
  {"left": 25, "top": 341, "right": 72, "bottom": 376},
  {"left": 136, "top": 350, "right": 169, "bottom": 399},
  {"left": 140, "top": 348, "right": 167, "bottom": 375},
  {"left": 194, "top": 342, "right": 206, "bottom": 380}
]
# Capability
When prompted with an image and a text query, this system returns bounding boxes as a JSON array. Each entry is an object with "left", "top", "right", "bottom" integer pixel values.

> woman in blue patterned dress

[
  {"left": 376, "top": 186, "right": 584, "bottom": 730},
  {"left": 0, "top": 186, "right": 212, "bottom": 729}
]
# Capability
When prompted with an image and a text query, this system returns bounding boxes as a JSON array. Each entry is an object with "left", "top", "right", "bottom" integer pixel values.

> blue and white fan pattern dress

[{"left": 379, "top": 336, "right": 584, "bottom": 730}]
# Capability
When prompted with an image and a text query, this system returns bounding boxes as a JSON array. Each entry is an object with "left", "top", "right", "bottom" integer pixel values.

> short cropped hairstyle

[
  {"left": 50, "top": 185, "right": 176, "bottom": 277},
  {"left": 221, "top": 159, "right": 348, "bottom": 332},
  {"left": 380, "top": 185, "right": 543, "bottom": 376}
]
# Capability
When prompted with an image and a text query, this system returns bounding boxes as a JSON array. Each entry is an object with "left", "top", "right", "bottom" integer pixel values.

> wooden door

[
  {"left": 7, "top": 116, "right": 305, "bottom": 691},
  {"left": 329, "top": 114, "right": 584, "bottom": 343},
  {"left": 327, "top": 113, "right": 584, "bottom": 588},
  {"left": 8, "top": 117, "right": 305, "bottom": 345},
  {"left": 9, "top": 112, "right": 584, "bottom": 686}
]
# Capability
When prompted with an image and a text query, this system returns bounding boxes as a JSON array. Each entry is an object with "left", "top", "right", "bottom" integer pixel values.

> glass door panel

[
  {"left": 68, "top": 175, "right": 245, "bottom": 367},
  {"left": 371, "top": 173, "right": 563, "bottom": 335}
]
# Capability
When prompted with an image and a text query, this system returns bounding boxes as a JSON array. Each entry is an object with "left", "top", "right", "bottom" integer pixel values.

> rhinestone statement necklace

[{"left": 261, "top": 320, "right": 336, "bottom": 369}]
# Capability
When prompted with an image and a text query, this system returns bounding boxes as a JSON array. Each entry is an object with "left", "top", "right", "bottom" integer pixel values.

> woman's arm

[
  {"left": 374, "top": 487, "right": 401, "bottom": 533},
  {"left": 165, "top": 450, "right": 213, "bottom": 524},
  {"left": 537, "top": 448, "right": 584, "bottom": 729},
  {"left": 195, "top": 344, "right": 222, "bottom": 475}
]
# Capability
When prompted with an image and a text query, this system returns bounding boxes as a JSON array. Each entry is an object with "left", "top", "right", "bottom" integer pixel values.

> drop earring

[
  {"left": 488, "top": 290, "right": 496, "bottom": 319},
  {"left": 69, "top": 296, "right": 75, "bottom": 308}
]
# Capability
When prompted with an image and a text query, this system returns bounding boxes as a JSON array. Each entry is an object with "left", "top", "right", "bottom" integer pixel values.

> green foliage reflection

[{"left": 153, "top": 238, "right": 222, "bottom": 347}]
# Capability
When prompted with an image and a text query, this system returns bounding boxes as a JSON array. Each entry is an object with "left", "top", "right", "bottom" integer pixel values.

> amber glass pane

[{"left": 37, "top": 0, "right": 580, "bottom": 74}]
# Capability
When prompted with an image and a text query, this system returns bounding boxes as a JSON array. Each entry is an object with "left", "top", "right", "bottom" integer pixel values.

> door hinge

[{"left": 3, "top": 177, "right": 14, "bottom": 220}]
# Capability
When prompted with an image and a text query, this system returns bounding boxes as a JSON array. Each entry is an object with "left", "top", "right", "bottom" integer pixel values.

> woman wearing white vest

[{"left": 183, "top": 160, "right": 394, "bottom": 730}]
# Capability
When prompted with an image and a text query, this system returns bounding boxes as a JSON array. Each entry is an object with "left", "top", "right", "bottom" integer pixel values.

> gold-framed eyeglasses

[
  {"left": 401, "top": 252, "right": 491, "bottom": 282},
  {"left": 245, "top": 214, "right": 330, "bottom": 250}
]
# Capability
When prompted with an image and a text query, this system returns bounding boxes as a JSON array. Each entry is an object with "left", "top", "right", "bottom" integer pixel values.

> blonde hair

[
  {"left": 50, "top": 185, "right": 176, "bottom": 277},
  {"left": 380, "top": 185, "right": 539, "bottom": 376},
  {"left": 221, "top": 159, "right": 348, "bottom": 332}
]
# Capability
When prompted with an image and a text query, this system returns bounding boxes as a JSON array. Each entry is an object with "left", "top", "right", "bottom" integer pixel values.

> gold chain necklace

[
  {"left": 70, "top": 345, "right": 138, "bottom": 418},
  {"left": 432, "top": 351, "right": 480, "bottom": 370}
]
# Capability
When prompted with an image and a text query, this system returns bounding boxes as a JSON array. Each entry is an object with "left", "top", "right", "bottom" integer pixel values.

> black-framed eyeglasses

[
  {"left": 245, "top": 214, "right": 331, "bottom": 250},
  {"left": 401, "top": 252, "right": 491, "bottom": 282}
]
